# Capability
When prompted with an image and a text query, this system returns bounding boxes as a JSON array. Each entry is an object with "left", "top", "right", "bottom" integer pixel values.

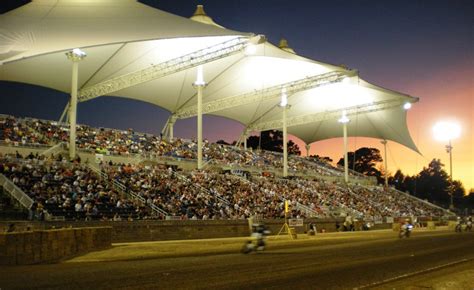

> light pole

[
  {"left": 66, "top": 48, "right": 87, "bottom": 161},
  {"left": 338, "top": 110, "right": 350, "bottom": 183},
  {"left": 433, "top": 121, "right": 461, "bottom": 209}
]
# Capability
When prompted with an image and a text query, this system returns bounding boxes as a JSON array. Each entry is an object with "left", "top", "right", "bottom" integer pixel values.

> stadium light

[
  {"left": 338, "top": 110, "right": 350, "bottom": 124},
  {"left": 66, "top": 48, "right": 87, "bottom": 62},
  {"left": 279, "top": 88, "right": 288, "bottom": 107},
  {"left": 432, "top": 120, "right": 461, "bottom": 209},
  {"left": 403, "top": 102, "right": 412, "bottom": 110},
  {"left": 244, "top": 44, "right": 257, "bottom": 55},
  {"left": 194, "top": 65, "right": 206, "bottom": 86}
]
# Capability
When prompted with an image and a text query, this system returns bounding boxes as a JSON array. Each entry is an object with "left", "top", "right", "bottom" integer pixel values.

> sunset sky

[{"left": 1, "top": 0, "right": 472, "bottom": 192}]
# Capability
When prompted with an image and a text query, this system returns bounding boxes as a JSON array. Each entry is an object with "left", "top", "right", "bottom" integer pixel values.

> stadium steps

[{"left": 87, "top": 164, "right": 169, "bottom": 218}]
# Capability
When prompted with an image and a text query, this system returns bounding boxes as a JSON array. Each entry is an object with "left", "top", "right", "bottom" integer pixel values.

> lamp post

[
  {"left": 432, "top": 121, "right": 461, "bottom": 210},
  {"left": 193, "top": 65, "right": 206, "bottom": 170},
  {"left": 66, "top": 48, "right": 87, "bottom": 161},
  {"left": 280, "top": 88, "right": 289, "bottom": 177},
  {"left": 338, "top": 110, "right": 350, "bottom": 183}
]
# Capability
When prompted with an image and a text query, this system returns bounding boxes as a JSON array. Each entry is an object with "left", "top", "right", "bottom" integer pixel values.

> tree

[
  {"left": 337, "top": 147, "right": 382, "bottom": 178},
  {"left": 309, "top": 155, "right": 333, "bottom": 164},
  {"left": 216, "top": 139, "right": 230, "bottom": 145},
  {"left": 415, "top": 159, "right": 451, "bottom": 206},
  {"left": 246, "top": 130, "right": 300, "bottom": 155}
]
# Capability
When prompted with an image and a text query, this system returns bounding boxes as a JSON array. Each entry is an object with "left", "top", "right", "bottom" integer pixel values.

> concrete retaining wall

[
  {"left": 0, "top": 219, "right": 391, "bottom": 243},
  {"left": 0, "top": 227, "right": 112, "bottom": 265}
]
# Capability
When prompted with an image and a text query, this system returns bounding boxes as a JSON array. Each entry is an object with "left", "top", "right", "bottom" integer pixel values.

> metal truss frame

[
  {"left": 247, "top": 99, "right": 406, "bottom": 132},
  {"left": 78, "top": 35, "right": 265, "bottom": 102},
  {"left": 174, "top": 70, "right": 357, "bottom": 119}
]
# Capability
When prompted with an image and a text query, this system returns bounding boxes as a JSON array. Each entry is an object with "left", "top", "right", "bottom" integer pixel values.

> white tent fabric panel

[
  {"left": 0, "top": 0, "right": 247, "bottom": 64},
  {"left": 287, "top": 106, "right": 419, "bottom": 152},
  {"left": 0, "top": 0, "right": 420, "bottom": 153}
]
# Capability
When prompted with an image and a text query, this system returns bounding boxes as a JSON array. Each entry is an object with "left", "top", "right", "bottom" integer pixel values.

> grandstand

[
  {"left": 1, "top": 114, "right": 448, "bottom": 223},
  {"left": 0, "top": 1, "right": 452, "bottom": 232}
]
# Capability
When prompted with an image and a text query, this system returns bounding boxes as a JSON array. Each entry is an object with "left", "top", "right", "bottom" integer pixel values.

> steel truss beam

[
  {"left": 247, "top": 99, "right": 406, "bottom": 132},
  {"left": 174, "top": 70, "right": 356, "bottom": 119},
  {"left": 78, "top": 35, "right": 264, "bottom": 102}
]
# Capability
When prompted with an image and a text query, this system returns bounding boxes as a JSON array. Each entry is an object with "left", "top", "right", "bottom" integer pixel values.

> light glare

[
  {"left": 245, "top": 44, "right": 257, "bottom": 55},
  {"left": 194, "top": 65, "right": 205, "bottom": 86},
  {"left": 280, "top": 88, "right": 288, "bottom": 107},
  {"left": 403, "top": 102, "right": 412, "bottom": 110},
  {"left": 338, "top": 110, "right": 350, "bottom": 124},
  {"left": 432, "top": 121, "right": 461, "bottom": 141}
]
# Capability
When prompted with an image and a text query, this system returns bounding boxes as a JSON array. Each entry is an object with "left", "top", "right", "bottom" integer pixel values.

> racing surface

[{"left": 1, "top": 229, "right": 473, "bottom": 289}]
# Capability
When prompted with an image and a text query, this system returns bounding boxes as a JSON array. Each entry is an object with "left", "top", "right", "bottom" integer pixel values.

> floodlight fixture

[
  {"left": 245, "top": 44, "right": 257, "bottom": 55},
  {"left": 433, "top": 121, "right": 461, "bottom": 142},
  {"left": 66, "top": 48, "right": 87, "bottom": 62},
  {"left": 279, "top": 88, "right": 288, "bottom": 107},
  {"left": 194, "top": 65, "right": 206, "bottom": 86},
  {"left": 338, "top": 110, "right": 350, "bottom": 124},
  {"left": 342, "top": 76, "right": 351, "bottom": 83},
  {"left": 403, "top": 102, "right": 412, "bottom": 110}
]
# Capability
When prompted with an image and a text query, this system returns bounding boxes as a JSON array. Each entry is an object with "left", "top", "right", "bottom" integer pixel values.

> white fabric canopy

[{"left": 0, "top": 0, "right": 419, "bottom": 152}]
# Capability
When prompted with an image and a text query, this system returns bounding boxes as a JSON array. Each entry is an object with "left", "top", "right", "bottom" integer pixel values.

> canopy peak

[{"left": 190, "top": 5, "right": 225, "bottom": 28}]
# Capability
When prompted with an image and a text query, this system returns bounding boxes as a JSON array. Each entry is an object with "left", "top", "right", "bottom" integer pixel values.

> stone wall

[
  {"left": 0, "top": 227, "right": 112, "bottom": 265},
  {"left": 0, "top": 219, "right": 391, "bottom": 243}
]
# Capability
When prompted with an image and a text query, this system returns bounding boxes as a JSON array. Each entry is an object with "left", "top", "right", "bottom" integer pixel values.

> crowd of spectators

[
  {"left": 0, "top": 115, "right": 447, "bottom": 222},
  {"left": 0, "top": 152, "right": 150, "bottom": 221},
  {"left": 99, "top": 161, "right": 445, "bottom": 221},
  {"left": 0, "top": 115, "right": 346, "bottom": 178}
]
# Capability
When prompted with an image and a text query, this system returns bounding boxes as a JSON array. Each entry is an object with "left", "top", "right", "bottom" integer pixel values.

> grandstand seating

[{"left": 0, "top": 114, "right": 447, "bottom": 221}]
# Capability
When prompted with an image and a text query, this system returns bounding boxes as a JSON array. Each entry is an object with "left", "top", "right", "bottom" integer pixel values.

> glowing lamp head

[
  {"left": 66, "top": 48, "right": 87, "bottom": 62},
  {"left": 403, "top": 102, "right": 412, "bottom": 110},
  {"left": 342, "top": 77, "right": 351, "bottom": 84},
  {"left": 194, "top": 65, "right": 206, "bottom": 86},
  {"left": 338, "top": 110, "right": 350, "bottom": 124},
  {"left": 432, "top": 121, "right": 461, "bottom": 142},
  {"left": 245, "top": 44, "right": 257, "bottom": 55},
  {"left": 279, "top": 88, "right": 288, "bottom": 107}
]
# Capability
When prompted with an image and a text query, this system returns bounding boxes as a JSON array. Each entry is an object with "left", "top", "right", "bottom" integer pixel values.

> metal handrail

[
  {"left": 172, "top": 171, "right": 230, "bottom": 206},
  {"left": 0, "top": 173, "right": 34, "bottom": 209},
  {"left": 88, "top": 164, "right": 169, "bottom": 217}
]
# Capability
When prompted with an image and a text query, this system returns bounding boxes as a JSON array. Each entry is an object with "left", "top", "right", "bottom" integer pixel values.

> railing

[
  {"left": 386, "top": 186, "right": 453, "bottom": 216},
  {"left": 41, "top": 142, "right": 66, "bottom": 156},
  {"left": 0, "top": 140, "right": 52, "bottom": 149},
  {"left": 295, "top": 202, "right": 322, "bottom": 218},
  {"left": 88, "top": 164, "right": 169, "bottom": 217},
  {"left": 172, "top": 171, "right": 231, "bottom": 206},
  {"left": 0, "top": 173, "right": 34, "bottom": 209}
]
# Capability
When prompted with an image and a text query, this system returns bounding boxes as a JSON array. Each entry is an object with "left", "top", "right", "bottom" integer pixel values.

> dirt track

[{"left": 1, "top": 228, "right": 473, "bottom": 289}]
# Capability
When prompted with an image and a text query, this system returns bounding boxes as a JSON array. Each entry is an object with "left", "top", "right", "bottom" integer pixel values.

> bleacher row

[{"left": 0, "top": 114, "right": 447, "bottom": 221}]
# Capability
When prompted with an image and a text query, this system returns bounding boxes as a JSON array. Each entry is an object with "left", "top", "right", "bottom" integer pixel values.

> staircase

[{"left": 87, "top": 164, "right": 169, "bottom": 217}]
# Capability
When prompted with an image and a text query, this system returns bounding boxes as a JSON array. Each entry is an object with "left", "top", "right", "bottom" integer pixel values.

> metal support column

[
  {"left": 69, "top": 61, "right": 79, "bottom": 160},
  {"left": 381, "top": 139, "right": 388, "bottom": 187},
  {"left": 283, "top": 106, "right": 288, "bottom": 177},
  {"left": 305, "top": 144, "right": 311, "bottom": 157},
  {"left": 343, "top": 122, "right": 349, "bottom": 183},
  {"left": 193, "top": 65, "right": 206, "bottom": 170},
  {"left": 169, "top": 120, "right": 175, "bottom": 141},
  {"left": 447, "top": 140, "right": 454, "bottom": 209},
  {"left": 66, "top": 49, "right": 86, "bottom": 161}
]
